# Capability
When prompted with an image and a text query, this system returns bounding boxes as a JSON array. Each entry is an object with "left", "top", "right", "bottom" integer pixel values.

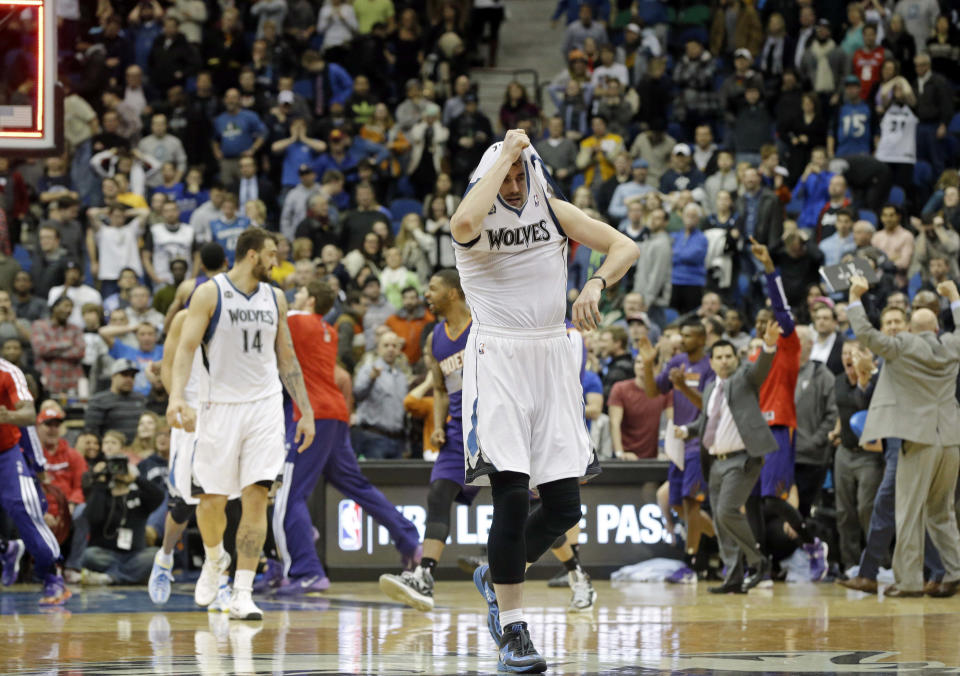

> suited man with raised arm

[
  {"left": 847, "top": 275, "right": 960, "bottom": 598},
  {"left": 677, "top": 319, "right": 781, "bottom": 594}
]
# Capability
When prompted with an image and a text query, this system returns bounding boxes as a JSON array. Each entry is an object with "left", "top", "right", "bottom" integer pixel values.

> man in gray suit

[
  {"left": 677, "top": 319, "right": 782, "bottom": 594},
  {"left": 847, "top": 275, "right": 960, "bottom": 597}
]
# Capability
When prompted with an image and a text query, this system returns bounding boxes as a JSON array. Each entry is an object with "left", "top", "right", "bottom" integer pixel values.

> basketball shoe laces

[{"left": 503, "top": 623, "right": 537, "bottom": 655}]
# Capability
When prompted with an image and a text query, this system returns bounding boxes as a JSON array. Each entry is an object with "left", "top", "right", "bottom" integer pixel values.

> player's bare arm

[
  {"left": 274, "top": 288, "right": 316, "bottom": 453},
  {"left": 0, "top": 398, "right": 37, "bottom": 426},
  {"left": 450, "top": 129, "right": 530, "bottom": 244},
  {"left": 163, "top": 278, "right": 196, "bottom": 333},
  {"left": 426, "top": 332, "right": 450, "bottom": 447},
  {"left": 550, "top": 198, "right": 641, "bottom": 331},
  {"left": 161, "top": 310, "right": 187, "bottom": 393},
  {"left": 166, "top": 280, "right": 216, "bottom": 432}
]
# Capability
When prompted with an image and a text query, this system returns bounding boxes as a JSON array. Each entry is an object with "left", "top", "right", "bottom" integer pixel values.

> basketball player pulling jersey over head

[{"left": 453, "top": 130, "right": 639, "bottom": 673}]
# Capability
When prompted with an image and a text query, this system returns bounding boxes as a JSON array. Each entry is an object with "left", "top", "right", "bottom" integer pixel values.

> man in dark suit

[
  {"left": 809, "top": 302, "right": 844, "bottom": 376},
  {"left": 913, "top": 53, "right": 954, "bottom": 179},
  {"left": 231, "top": 156, "right": 278, "bottom": 230},
  {"left": 677, "top": 319, "right": 781, "bottom": 593}
]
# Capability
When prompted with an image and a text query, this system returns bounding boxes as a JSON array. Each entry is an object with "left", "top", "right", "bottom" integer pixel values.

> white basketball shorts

[
  {"left": 192, "top": 392, "right": 286, "bottom": 497},
  {"left": 168, "top": 426, "right": 199, "bottom": 505},
  {"left": 462, "top": 323, "right": 591, "bottom": 488}
]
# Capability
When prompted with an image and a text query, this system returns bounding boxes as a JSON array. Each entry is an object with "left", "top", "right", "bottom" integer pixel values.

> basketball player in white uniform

[
  {"left": 453, "top": 130, "right": 639, "bottom": 672},
  {"left": 167, "top": 227, "right": 314, "bottom": 621}
]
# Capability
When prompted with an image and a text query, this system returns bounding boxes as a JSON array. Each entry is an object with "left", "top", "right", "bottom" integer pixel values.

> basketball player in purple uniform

[{"left": 379, "top": 269, "right": 478, "bottom": 610}]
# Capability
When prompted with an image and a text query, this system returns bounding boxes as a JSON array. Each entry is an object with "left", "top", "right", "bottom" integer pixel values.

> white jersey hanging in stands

[
  {"left": 453, "top": 144, "right": 569, "bottom": 330},
  {"left": 200, "top": 273, "right": 282, "bottom": 403},
  {"left": 875, "top": 103, "right": 918, "bottom": 164}
]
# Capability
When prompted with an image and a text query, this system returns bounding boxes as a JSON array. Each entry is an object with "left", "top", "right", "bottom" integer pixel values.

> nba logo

[
  {"left": 338, "top": 500, "right": 363, "bottom": 551},
  {"left": 478, "top": 342, "right": 485, "bottom": 354},
  {"left": 533, "top": 194, "right": 539, "bottom": 207}
]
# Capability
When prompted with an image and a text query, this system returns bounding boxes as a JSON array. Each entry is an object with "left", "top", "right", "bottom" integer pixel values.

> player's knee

[
  {"left": 551, "top": 533, "right": 568, "bottom": 550},
  {"left": 538, "top": 478, "right": 582, "bottom": 533},
  {"left": 424, "top": 522, "right": 450, "bottom": 542},
  {"left": 241, "top": 483, "right": 270, "bottom": 507},
  {"left": 490, "top": 472, "right": 531, "bottom": 539}
]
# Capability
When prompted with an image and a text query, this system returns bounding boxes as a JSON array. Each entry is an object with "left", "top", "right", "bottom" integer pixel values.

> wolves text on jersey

[
  {"left": 227, "top": 308, "right": 275, "bottom": 325},
  {"left": 486, "top": 219, "right": 551, "bottom": 250}
]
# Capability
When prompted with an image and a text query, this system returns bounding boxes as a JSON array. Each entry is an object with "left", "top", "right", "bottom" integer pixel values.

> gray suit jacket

[
  {"left": 688, "top": 346, "right": 778, "bottom": 475},
  {"left": 848, "top": 302, "right": 960, "bottom": 446}
]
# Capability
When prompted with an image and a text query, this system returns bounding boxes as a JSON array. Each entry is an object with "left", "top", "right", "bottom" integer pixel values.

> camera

[{"left": 106, "top": 456, "right": 128, "bottom": 476}]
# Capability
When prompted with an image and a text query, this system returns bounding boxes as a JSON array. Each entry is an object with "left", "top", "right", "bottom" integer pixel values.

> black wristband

[{"left": 588, "top": 275, "right": 607, "bottom": 290}]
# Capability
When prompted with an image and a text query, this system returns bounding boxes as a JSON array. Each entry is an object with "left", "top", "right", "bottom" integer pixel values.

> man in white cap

[{"left": 659, "top": 143, "right": 705, "bottom": 194}]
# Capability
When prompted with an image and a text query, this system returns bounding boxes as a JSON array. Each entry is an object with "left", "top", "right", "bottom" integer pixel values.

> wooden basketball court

[{"left": 2, "top": 580, "right": 958, "bottom": 674}]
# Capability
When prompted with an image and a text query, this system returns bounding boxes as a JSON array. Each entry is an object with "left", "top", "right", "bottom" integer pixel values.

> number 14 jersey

[{"left": 200, "top": 273, "right": 282, "bottom": 403}]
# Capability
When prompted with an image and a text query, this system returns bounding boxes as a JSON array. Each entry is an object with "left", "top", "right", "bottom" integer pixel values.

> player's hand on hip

[
  {"left": 572, "top": 279, "right": 603, "bottom": 331},
  {"left": 166, "top": 398, "right": 196, "bottom": 433},
  {"left": 502, "top": 129, "right": 530, "bottom": 162},
  {"left": 295, "top": 416, "right": 315, "bottom": 453},
  {"left": 430, "top": 428, "right": 446, "bottom": 448}
]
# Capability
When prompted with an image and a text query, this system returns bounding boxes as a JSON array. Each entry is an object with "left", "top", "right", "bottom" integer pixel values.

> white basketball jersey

[
  {"left": 454, "top": 151, "right": 568, "bottom": 330},
  {"left": 150, "top": 223, "right": 195, "bottom": 284},
  {"left": 200, "top": 273, "right": 282, "bottom": 403},
  {"left": 875, "top": 104, "right": 918, "bottom": 164},
  {"left": 184, "top": 348, "right": 206, "bottom": 408}
]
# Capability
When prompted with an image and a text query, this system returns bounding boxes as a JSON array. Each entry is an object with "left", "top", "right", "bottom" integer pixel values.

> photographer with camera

[{"left": 79, "top": 429, "right": 163, "bottom": 585}]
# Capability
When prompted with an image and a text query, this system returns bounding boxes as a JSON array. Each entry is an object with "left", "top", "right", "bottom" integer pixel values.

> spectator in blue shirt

[
  {"left": 198, "top": 193, "right": 250, "bottom": 265},
  {"left": 671, "top": 202, "right": 709, "bottom": 314},
  {"left": 791, "top": 146, "right": 833, "bottom": 230},
  {"left": 551, "top": 0, "right": 610, "bottom": 27},
  {"left": 304, "top": 50, "right": 354, "bottom": 117},
  {"left": 213, "top": 88, "right": 267, "bottom": 186},
  {"left": 129, "top": 2, "right": 163, "bottom": 72},
  {"left": 102, "top": 322, "right": 163, "bottom": 396},
  {"left": 271, "top": 116, "right": 327, "bottom": 188},
  {"left": 314, "top": 129, "right": 360, "bottom": 187}
]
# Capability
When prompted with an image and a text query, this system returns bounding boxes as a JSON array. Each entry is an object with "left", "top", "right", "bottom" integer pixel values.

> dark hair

[
  {"left": 199, "top": 242, "right": 226, "bottom": 271},
  {"left": 235, "top": 227, "right": 277, "bottom": 261},
  {"left": 812, "top": 302, "right": 837, "bottom": 320},
  {"left": 431, "top": 268, "right": 464, "bottom": 299},
  {"left": 881, "top": 305, "right": 908, "bottom": 322},
  {"left": 836, "top": 207, "right": 856, "bottom": 221},
  {"left": 346, "top": 289, "right": 364, "bottom": 306},
  {"left": 169, "top": 258, "right": 189, "bottom": 273},
  {"left": 709, "top": 339, "right": 737, "bottom": 357},
  {"left": 362, "top": 276, "right": 381, "bottom": 289},
  {"left": 680, "top": 318, "right": 706, "bottom": 333},
  {"left": 306, "top": 279, "right": 337, "bottom": 315},
  {"left": 704, "top": 316, "right": 724, "bottom": 336},
  {"left": 119, "top": 267, "right": 138, "bottom": 278},
  {"left": 401, "top": 285, "right": 419, "bottom": 297},
  {"left": 602, "top": 325, "right": 628, "bottom": 349},
  {"left": 881, "top": 203, "right": 901, "bottom": 217}
]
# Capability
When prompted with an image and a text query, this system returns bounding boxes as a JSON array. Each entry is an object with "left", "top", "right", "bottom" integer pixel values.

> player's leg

[
  {"left": 762, "top": 427, "right": 827, "bottom": 580},
  {"left": 379, "top": 478, "right": 460, "bottom": 611},
  {"left": 485, "top": 470, "right": 529, "bottom": 638},
  {"left": 0, "top": 450, "right": 68, "bottom": 604},
  {"left": 325, "top": 423, "right": 421, "bottom": 561},
  {"left": 149, "top": 497, "right": 193, "bottom": 605},
  {"left": 195, "top": 493, "right": 230, "bottom": 606},
  {"left": 229, "top": 482, "right": 270, "bottom": 619},
  {"left": 153, "top": 425, "right": 197, "bottom": 597},
  {"left": 273, "top": 419, "right": 332, "bottom": 595},
  {"left": 192, "top": 402, "right": 241, "bottom": 608}
]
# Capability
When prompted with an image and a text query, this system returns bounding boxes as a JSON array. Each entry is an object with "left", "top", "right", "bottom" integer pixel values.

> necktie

[{"left": 702, "top": 380, "right": 725, "bottom": 450}]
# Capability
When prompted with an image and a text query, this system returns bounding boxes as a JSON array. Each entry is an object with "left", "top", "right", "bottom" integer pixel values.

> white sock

[
  {"left": 157, "top": 550, "right": 174, "bottom": 567},
  {"left": 499, "top": 608, "right": 525, "bottom": 628},
  {"left": 234, "top": 569, "right": 255, "bottom": 592},
  {"left": 203, "top": 542, "right": 224, "bottom": 564}
]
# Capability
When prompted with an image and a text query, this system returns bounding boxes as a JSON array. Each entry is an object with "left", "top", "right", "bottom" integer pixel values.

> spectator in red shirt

[
  {"left": 30, "top": 296, "right": 86, "bottom": 397},
  {"left": 36, "top": 407, "right": 86, "bottom": 509},
  {"left": 609, "top": 353, "right": 669, "bottom": 459},
  {"left": 852, "top": 23, "right": 887, "bottom": 101}
]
